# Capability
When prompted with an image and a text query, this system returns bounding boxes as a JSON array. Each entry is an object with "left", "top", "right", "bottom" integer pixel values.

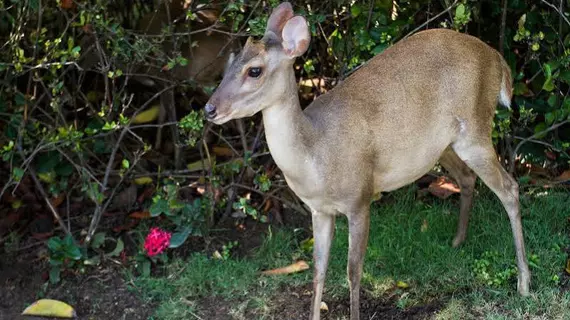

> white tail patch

[{"left": 499, "top": 76, "right": 511, "bottom": 109}]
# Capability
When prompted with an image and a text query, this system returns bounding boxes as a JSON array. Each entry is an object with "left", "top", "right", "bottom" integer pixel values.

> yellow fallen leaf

[
  {"left": 38, "top": 171, "right": 56, "bottom": 183},
  {"left": 11, "top": 199, "right": 22, "bottom": 209},
  {"left": 133, "top": 176, "right": 153, "bottom": 185},
  {"left": 261, "top": 260, "right": 309, "bottom": 275},
  {"left": 565, "top": 259, "right": 570, "bottom": 274},
  {"left": 132, "top": 105, "right": 160, "bottom": 124},
  {"left": 22, "top": 299, "right": 76, "bottom": 318},
  {"left": 396, "top": 280, "right": 409, "bottom": 289},
  {"left": 212, "top": 250, "right": 223, "bottom": 260},
  {"left": 320, "top": 301, "right": 328, "bottom": 312},
  {"left": 187, "top": 157, "right": 216, "bottom": 171},
  {"left": 300, "top": 237, "right": 314, "bottom": 253}
]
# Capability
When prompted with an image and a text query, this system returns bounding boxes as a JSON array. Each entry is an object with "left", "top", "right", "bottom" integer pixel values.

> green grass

[{"left": 131, "top": 186, "right": 570, "bottom": 319}]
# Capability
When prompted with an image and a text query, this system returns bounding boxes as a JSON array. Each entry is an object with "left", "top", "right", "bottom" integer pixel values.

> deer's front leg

[
  {"left": 310, "top": 211, "right": 335, "bottom": 320},
  {"left": 347, "top": 210, "right": 370, "bottom": 320}
]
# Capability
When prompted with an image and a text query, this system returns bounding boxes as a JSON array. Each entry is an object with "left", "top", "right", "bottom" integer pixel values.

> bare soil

[{"left": 0, "top": 257, "right": 154, "bottom": 320}]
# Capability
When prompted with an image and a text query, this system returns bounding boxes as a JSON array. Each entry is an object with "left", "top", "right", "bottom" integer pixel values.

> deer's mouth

[{"left": 208, "top": 113, "right": 233, "bottom": 125}]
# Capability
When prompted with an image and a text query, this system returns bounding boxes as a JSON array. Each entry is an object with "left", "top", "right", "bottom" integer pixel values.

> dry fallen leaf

[
  {"left": 555, "top": 170, "right": 570, "bottom": 182},
  {"left": 50, "top": 194, "right": 65, "bottom": 207},
  {"left": 22, "top": 299, "right": 76, "bottom": 318},
  {"left": 428, "top": 176, "right": 460, "bottom": 199},
  {"left": 261, "top": 260, "right": 310, "bottom": 275},
  {"left": 320, "top": 301, "right": 329, "bottom": 312},
  {"left": 108, "top": 185, "right": 137, "bottom": 211},
  {"left": 420, "top": 219, "right": 428, "bottom": 233},
  {"left": 132, "top": 105, "right": 160, "bottom": 124},
  {"left": 212, "top": 146, "right": 234, "bottom": 157},
  {"left": 212, "top": 250, "right": 223, "bottom": 260},
  {"left": 129, "top": 211, "right": 151, "bottom": 219},
  {"left": 565, "top": 259, "right": 570, "bottom": 274}
]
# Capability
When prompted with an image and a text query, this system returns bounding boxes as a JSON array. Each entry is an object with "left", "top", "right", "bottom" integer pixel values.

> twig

[
  {"left": 343, "top": 0, "right": 459, "bottom": 80},
  {"left": 499, "top": 0, "right": 508, "bottom": 55},
  {"left": 540, "top": 0, "right": 570, "bottom": 27},
  {"left": 366, "top": 0, "right": 374, "bottom": 30},
  {"left": 85, "top": 85, "right": 176, "bottom": 243},
  {"left": 403, "top": 0, "right": 459, "bottom": 39},
  {"left": 207, "top": 127, "right": 241, "bottom": 157},
  {"left": 510, "top": 119, "right": 570, "bottom": 173},
  {"left": 513, "top": 135, "right": 566, "bottom": 153},
  {"left": 16, "top": 148, "right": 74, "bottom": 241},
  {"left": 226, "top": 183, "right": 309, "bottom": 215}
]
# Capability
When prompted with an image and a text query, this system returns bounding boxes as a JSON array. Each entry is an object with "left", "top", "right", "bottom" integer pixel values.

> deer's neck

[{"left": 261, "top": 71, "right": 315, "bottom": 183}]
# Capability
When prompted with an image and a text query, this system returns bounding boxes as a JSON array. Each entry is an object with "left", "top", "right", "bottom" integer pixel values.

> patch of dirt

[
  {"left": 194, "top": 284, "right": 442, "bottom": 319},
  {"left": 0, "top": 257, "right": 153, "bottom": 320},
  {"left": 174, "top": 207, "right": 313, "bottom": 260},
  {"left": 274, "top": 285, "right": 442, "bottom": 320}
]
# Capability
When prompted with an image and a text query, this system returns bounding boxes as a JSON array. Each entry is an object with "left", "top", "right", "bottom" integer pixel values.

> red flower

[{"left": 144, "top": 227, "right": 172, "bottom": 257}]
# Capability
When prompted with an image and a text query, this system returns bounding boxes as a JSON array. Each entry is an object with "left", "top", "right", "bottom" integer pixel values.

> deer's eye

[{"left": 247, "top": 67, "right": 262, "bottom": 78}]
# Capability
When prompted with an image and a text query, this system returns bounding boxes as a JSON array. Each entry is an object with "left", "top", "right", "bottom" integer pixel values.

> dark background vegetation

[{"left": 0, "top": 0, "right": 569, "bottom": 317}]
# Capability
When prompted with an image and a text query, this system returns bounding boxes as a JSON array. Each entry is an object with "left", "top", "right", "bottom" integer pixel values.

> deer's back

[{"left": 304, "top": 28, "right": 505, "bottom": 195}]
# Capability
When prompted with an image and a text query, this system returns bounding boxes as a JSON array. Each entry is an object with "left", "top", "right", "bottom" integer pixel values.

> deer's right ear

[
  {"left": 265, "top": 2, "right": 294, "bottom": 40},
  {"left": 282, "top": 16, "right": 310, "bottom": 58}
]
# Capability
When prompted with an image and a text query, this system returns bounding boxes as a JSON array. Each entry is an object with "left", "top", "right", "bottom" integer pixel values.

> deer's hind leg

[
  {"left": 439, "top": 147, "right": 477, "bottom": 247},
  {"left": 451, "top": 140, "right": 530, "bottom": 296}
]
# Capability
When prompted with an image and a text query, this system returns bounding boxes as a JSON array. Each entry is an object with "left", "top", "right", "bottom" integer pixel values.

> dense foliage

[{"left": 0, "top": 0, "right": 568, "bottom": 279}]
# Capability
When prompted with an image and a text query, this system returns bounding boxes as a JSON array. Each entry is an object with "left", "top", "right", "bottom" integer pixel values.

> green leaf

[
  {"left": 455, "top": 4, "right": 466, "bottom": 19},
  {"left": 559, "top": 70, "right": 570, "bottom": 84},
  {"left": 150, "top": 198, "right": 169, "bottom": 217},
  {"left": 47, "top": 237, "right": 63, "bottom": 251},
  {"left": 533, "top": 122, "right": 547, "bottom": 139},
  {"left": 547, "top": 95, "right": 558, "bottom": 107},
  {"left": 122, "top": 159, "right": 130, "bottom": 169},
  {"left": 12, "top": 167, "right": 24, "bottom": 181},
  {"left": 36, "top": 152, "right": 60, "bottom": 173},
  {"left": 168, "top": 229, "right": 191, "bottom": 248},
  {"left": 84, "top": 256, "right": 101, "bottom": 266},
  {"left": 544, "top": 63, "right": 552, "bottom": 78},
  {"left": 49, "top": 266, "right": 61, "bottom": 284},
  {"left": 545, "top": 112, "right": 555, "bottom": 125},
  {"left": 91, "top": 232, "right": 106, "bottom": 249},
  {"left": 55, "top": 161, "right": 73, "bottom": 176},
  {"left": 542, "top": 77, "right": 554, "bottom": 92},
  {"left": 141, "top": 260, "right": 151, "bottom": 277},
  {"left": 372, "top": 43, "right": 389, "bottom": 55},
  {"left": 350, "top": 4, "right": 362, "bottom": 17},
  {"left": 105, "top": 238, "right": 124, "bottom": 257},
  {"left": 513, "top": 82, "right": 529, "bottom": 96}
]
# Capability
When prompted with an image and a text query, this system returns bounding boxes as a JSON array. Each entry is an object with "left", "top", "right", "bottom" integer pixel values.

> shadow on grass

[{"left": 131, "top": 186, "right": 570, "bottom": 319}]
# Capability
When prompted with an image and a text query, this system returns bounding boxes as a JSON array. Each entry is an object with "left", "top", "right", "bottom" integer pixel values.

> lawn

[{"left": 131, "top": 185, "right": 570, "bottom": 320}]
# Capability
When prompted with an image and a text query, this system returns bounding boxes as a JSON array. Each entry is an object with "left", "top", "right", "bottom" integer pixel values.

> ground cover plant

[
  {"left": 1, "top": 0, "right": 570, "bottom": 319},
  {"left": 133, "top": 186, "right": 570, "bottom": 319}
]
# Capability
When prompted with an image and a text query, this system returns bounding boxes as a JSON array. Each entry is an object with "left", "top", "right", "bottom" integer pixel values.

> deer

[{"left": 203, "top": 2, "right": 531, "bottom": 320}]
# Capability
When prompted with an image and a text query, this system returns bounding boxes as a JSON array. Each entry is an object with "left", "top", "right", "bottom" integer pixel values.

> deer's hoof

[
  {"left": 451, "top": 235, "right": 465, "bottom": 248},
  {"left": 517, "top": 270, "right": 531, "bottom": 296}
]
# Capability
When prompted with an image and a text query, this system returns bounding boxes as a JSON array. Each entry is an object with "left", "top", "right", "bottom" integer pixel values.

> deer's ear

[
  {"left": 282, "top": 16, "right": 310, "bottom": 58},
  {"left": 265, "top": 2, "right": 294, "bottom": 40}
]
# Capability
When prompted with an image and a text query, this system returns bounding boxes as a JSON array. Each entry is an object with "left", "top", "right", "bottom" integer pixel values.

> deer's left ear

[
  {"left": 264, "top": 2, "right": 294, "bottom": 40},
  {"left": 281, "top": 16, "right": 310, "bottom": 58}
]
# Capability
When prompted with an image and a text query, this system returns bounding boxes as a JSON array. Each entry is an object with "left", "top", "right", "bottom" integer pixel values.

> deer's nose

[{"left": 204, "top": 103, "right": 217, "bottom": 118}]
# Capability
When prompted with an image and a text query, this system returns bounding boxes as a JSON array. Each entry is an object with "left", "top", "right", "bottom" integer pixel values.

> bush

[{"left": 0, "top": 0, "right": 568, "bottom": 278}]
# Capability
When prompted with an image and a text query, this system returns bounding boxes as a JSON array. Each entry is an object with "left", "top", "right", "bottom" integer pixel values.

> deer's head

[{"left": 204, "top": 2, "right": 310, "bottom": 124}]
